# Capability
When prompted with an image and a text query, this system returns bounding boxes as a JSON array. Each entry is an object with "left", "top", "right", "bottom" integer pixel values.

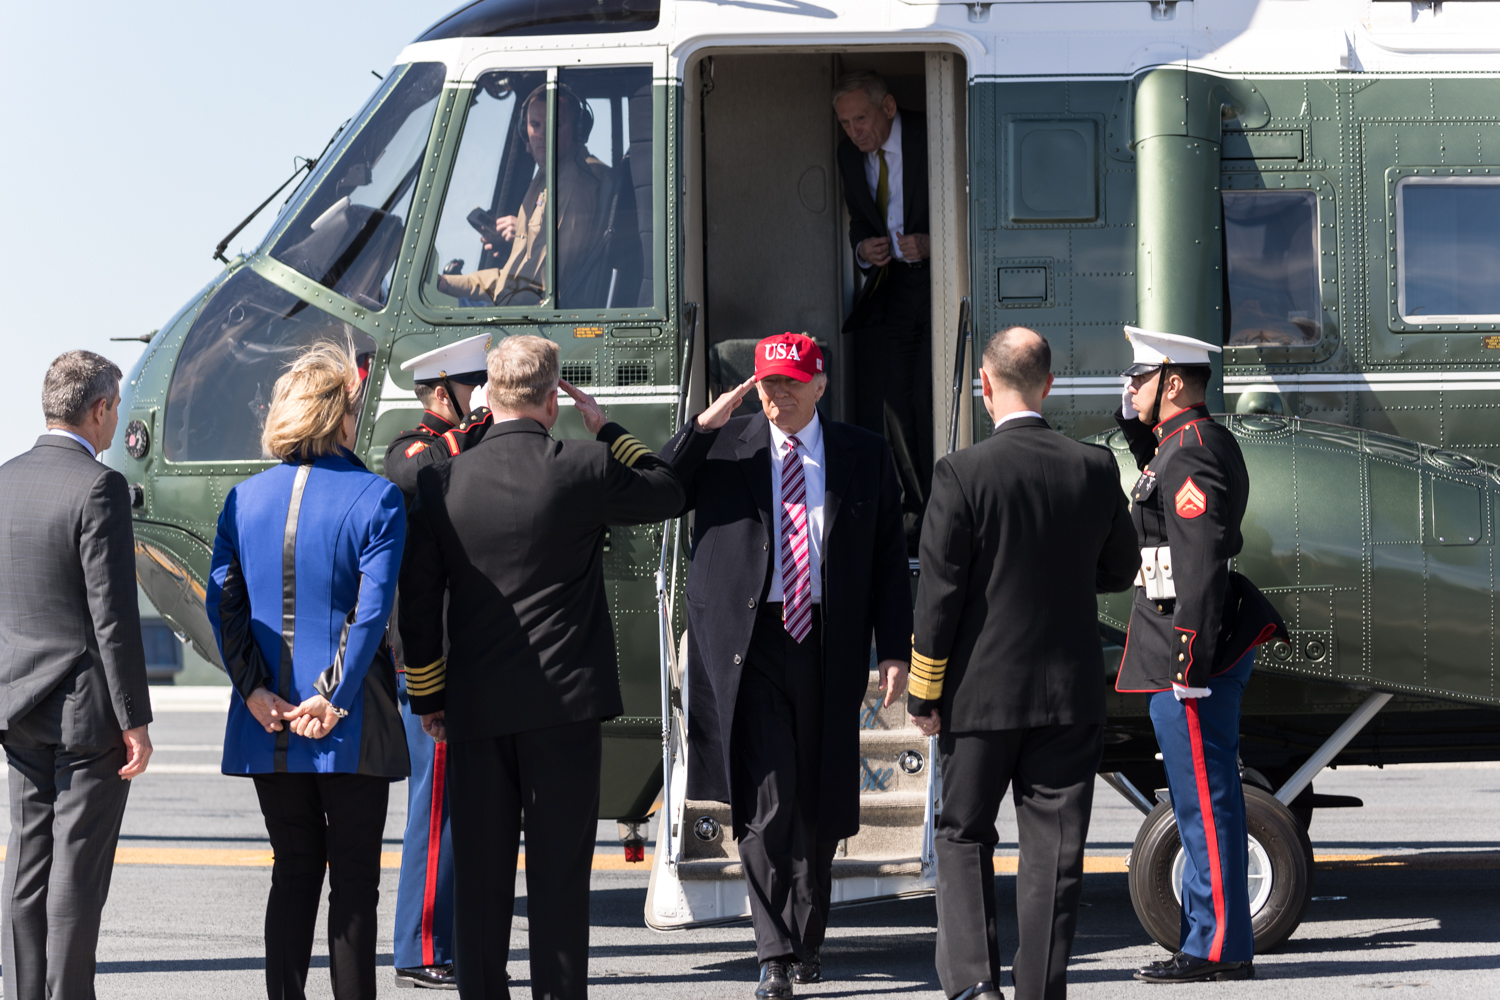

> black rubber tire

[{"left": 1127, "top": 785, "right": 1314, "bottom": 954}]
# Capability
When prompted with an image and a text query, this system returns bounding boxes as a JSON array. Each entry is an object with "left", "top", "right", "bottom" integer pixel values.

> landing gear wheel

[{"left": 1127, "top": 785, "right": 1314, "bottom": 954}]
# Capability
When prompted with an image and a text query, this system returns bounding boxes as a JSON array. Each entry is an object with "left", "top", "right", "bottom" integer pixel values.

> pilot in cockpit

[{"left": 437, "top": 84, "right": 607, "bottom": 306}]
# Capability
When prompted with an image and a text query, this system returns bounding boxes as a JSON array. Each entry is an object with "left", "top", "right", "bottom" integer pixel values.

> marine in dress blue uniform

[
  {"left": 383, "top": 335, "right": 493, "bottom": 990},
  {"left": 1111, "top": 327, "right": 1287, "bottom": 984}
]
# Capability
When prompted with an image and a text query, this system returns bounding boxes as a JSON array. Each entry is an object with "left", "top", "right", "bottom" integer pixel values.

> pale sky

[{"left": 0, "top": 0, "right": 456, "bottom": 463}]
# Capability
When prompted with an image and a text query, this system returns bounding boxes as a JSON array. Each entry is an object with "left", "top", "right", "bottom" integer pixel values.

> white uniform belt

[{"left": 1137, "top": 546, "right": 1176, "bottom": 601}]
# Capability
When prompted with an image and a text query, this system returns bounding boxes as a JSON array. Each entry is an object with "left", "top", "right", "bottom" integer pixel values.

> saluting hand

[
  {"left": 560, "top": 378, "right": 607, "bottom": 435},
  {"left": 695, "top": 375, "right": 758, "bottom": 431}
]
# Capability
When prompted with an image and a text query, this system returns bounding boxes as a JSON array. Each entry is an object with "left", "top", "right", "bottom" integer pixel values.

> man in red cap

[{"left": 662, "top": 333, "right": 913, "bottom": 999}]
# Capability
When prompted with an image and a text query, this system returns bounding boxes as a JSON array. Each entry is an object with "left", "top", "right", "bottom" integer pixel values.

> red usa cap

[{"left": 754, "top": 332, "right": 824, "bottom": 383}]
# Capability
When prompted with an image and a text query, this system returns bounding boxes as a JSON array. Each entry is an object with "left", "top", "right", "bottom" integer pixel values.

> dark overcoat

[{"left": 662, "top": 412, "right": 912, "bottom": 840}]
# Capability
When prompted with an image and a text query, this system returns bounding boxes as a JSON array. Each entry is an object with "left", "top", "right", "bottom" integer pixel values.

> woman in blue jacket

[{"left": 207, "top": 341, "right": 408, "bottom": 1000}]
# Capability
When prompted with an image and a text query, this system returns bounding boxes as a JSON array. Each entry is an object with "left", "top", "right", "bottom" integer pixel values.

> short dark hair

[
  {"left": 982, "top": 327, "right": 1052, "bottom": 394},
  {"left": 42, "top": 350, "right": 121, "bottom": 427},
  {"left": 1165, "top": 364, "right": 1212, "bottom": 395}
]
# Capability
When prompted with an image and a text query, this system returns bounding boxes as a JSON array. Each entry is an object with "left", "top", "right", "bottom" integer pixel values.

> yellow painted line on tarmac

[
  {"left": 998, "top": 852, "right": 1500, "bottom": 874},
  {"left": 0, "top": 847, "right": 653, "bottom": 870}
]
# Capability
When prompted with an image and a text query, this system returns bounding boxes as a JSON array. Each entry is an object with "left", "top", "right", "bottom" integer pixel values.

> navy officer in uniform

[
  {"left": 1111, "top": 326, "right": 1286, "bottom": 984},
  {"left": 383, "top": 334, "right": 493, "bottom": 990}
]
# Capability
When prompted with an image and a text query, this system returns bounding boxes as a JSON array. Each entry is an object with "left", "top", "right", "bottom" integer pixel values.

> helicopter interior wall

[{"left": 697, "top": 52, "right": 929, "bottom": 427}]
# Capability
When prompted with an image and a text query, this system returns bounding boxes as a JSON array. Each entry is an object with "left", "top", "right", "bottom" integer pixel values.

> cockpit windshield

[
  {"left": 163, "top": 269, "right": 376, "bottom": 462},
  {"left": 269, "top": 62, "right": 445, "bottom": 309}
]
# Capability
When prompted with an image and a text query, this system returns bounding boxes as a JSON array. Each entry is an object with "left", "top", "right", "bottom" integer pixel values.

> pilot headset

[{"left": 516, "top": 83, "right": 594, "bottom": 146}]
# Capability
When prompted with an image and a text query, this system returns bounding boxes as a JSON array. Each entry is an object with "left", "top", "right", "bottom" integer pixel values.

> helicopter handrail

[
  {"left": 657, "top": 302, "right": 700, "bottom": 868},
  {"left": 211, "top": 122, "right": 348, "bottom": 264}
]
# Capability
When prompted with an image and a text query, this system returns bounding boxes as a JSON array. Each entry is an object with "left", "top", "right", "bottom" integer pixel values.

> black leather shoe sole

[
  {"left": 394, "top": 967, "right": 459, "bottom": 990},
  {"left": 1134, "top": 962, "right": 1254, "bottom": 984}
]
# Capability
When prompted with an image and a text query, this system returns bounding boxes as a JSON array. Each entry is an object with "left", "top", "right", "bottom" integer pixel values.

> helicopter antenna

[
  {"left": 211, "top": 122, "right": 347, "bottom": 263},
  {"left": 110, "top": 330, "right": 158, "bottom": 343}
]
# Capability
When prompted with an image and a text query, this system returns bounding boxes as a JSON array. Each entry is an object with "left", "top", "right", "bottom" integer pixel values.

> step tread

[{"left": 677, "top": 857, "right": 924, "bottom": 881}]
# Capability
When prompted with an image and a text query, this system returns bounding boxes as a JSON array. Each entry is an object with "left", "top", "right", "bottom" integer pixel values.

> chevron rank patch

[
  {"left": 1175, "top": 477, "right": 1207, "bottom": 519},
  {"left": 405, "top": 441, "right": 429, "bottom": 459}
]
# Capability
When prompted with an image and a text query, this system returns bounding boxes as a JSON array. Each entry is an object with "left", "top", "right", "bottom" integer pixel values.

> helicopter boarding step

[{"left": 646, "top": 670, "right": 937, "bottom": 929}]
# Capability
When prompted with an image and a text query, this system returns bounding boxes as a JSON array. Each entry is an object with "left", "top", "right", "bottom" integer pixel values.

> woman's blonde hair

[{"left": 261, "top": 341, "right": 363, "bottom": 461}]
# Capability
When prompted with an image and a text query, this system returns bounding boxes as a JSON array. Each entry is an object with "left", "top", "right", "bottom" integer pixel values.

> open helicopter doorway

[{"left": 688, "top": 49, "right": 969, "bottom": 452}]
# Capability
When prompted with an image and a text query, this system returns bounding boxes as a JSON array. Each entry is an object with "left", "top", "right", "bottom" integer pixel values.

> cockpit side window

[
  {"left": 270, "top": 62, "right": 445, "bottom": 310},
  {"left": 1223, "top": 190, "right": 1322, "bottom": 347},
  {"left": 163, "top": 269, "right": 376, "bottom": 462},
  {"left": 422, "top": 65, "right": 656, "bottom": 313}
]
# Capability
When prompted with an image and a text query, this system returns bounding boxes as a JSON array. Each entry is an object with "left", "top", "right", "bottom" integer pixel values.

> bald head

[{"left": 983, "top": 327, "right": 1052, "bottom": 395}]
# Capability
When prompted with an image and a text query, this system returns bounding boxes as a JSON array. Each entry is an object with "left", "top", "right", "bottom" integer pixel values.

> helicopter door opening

[{"left": 652, "top": 48, "right": 968, "bottom": 929}]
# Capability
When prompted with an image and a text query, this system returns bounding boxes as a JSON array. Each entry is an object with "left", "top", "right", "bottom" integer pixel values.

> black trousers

[
  {"left": 252, "top": 772, "right": 390, "bottom": 1000},
  {"left": 731, "top": 603, "right": 835, "bottom": 962},
  {"left": 852, "top": 266, "right": 932, "bottom": 550},
  {"left": 1, "top": 738, "right": 130, "bottom": 1000},
  {"left": 447, "top": 719, "right": 601, "bottom": 1000},
  {"left": 934, "top": 725, "right": 1103, "bottom": 1000}
]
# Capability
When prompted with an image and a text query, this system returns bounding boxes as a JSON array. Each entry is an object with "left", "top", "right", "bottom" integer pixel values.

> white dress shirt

[
  {"left": 767, "top": 411, "right": 825, "bottom": 603},
  {"left": 995, "top": 409, "right": 1043, "bottom": 429},
  {"left": 858, "top": 111, "right": 907, "bottom": 265},
  {"left": 47, "top": 427, "right": 97, "bottom": 458}
]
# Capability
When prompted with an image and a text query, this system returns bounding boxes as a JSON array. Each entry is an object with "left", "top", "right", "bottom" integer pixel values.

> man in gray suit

[{"left": 0, "top": 350, "right": 154, "bottom": 1000}]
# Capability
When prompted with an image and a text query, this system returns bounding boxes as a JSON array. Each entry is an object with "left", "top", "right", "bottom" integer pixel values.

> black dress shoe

[
  {"left": 952, "top": 982, "right": 1002, "bottom": 1000},
  {"left": 1136, "top": 952, "right": 1183, "bottom": 975},
  {"left": 1133, "top": 952, "right": 1254, "bottom": 983},
  {"left": 791, "top": 945, "right": 821, "bottom": 984},
  {"left": 756, "top": 958, "right": 794, "bottom": 999},
  {"left": 394, "top": 964, "right": 458, "bottom": 989}
]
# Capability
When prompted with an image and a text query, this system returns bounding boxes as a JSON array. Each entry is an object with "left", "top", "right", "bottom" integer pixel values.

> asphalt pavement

[{"left": 0, "top": 692, "right": 1495, "bottom": 998}]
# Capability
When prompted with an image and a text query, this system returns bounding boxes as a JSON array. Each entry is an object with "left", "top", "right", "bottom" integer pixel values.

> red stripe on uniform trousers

[
  {"left": 1184, "top": 699, "right": 1228, "bottom": 961},
  {"left": 421, "top": 740, "right": 447, "bottom": 966}
]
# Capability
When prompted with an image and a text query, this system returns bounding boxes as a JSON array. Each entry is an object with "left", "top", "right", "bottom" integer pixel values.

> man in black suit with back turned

[
  {"left": 908, "top": 328, "right": 1139, "bottom": 1000},
  {"left": 662, "top": 333, "right": 913, "bottom": 999},
  {"left": 835, "top": 70, "right": 932, "bottom": 552},
  {"left": 0, "top": 350, "right": 154, "bottom": 1000},
  {"left": 398, "top": 335, "right": 683, "bottom": 1000}
]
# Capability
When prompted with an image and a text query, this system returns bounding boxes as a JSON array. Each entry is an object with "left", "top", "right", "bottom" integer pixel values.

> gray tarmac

[{"left": 2, "top": 705, "right": 1496, "bottom": 998}]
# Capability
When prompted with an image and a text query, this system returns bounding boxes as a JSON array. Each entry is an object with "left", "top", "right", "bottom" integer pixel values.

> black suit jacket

[
  {"left": 663, "top": 413, "right": 911, "bottom": 839},
  {"left": 837, "top": 110, "right": 931, "bottom": 332},
  {"left": 397, "top": 420, "right": 684, "bottom": 741},
  {"left": 0, "top": 435, "right": 152, "bottom": 745},
  {"left": 909, "top": 417, "right": 1139, "bottom": 730}
]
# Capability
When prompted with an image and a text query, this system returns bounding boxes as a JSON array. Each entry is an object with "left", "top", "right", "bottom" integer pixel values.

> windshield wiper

[{"left": 212, "top": 122, "right": 347, "bottom": 263}]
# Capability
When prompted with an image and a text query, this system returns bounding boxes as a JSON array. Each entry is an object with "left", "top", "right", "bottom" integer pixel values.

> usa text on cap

[
  {"left": 401, "top": 334, "right": 492, "bottom": 385},
  {"left": 1121, "top": 325, "right": 1221, "bottom": 377},
  {"left": 754, "top": 332, "right": 824, "bottom": 384}
]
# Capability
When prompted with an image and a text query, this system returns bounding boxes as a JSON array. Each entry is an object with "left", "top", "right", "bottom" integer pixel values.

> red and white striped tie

[{"left": 780, "top": 436, "right": 813, "bottom": 642}]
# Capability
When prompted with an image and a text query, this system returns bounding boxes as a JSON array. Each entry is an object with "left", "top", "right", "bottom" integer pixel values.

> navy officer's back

[{"left": 398, "top": 335, "right": 682, "bottom": 1000}]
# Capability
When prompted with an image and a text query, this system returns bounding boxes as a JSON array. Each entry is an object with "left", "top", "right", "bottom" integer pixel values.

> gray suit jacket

[{"left": 0, "top": 435, "right": 152, "bottom": 746}]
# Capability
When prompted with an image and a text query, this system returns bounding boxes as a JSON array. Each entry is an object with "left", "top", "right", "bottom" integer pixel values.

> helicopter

[{"left": 109, "top": 0, "right": 1500, "bottom": 952}]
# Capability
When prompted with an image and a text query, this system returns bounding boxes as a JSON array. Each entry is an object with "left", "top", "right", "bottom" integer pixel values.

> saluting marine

[
  {"left": 382, "top": 333, "right": 493, "bottom": 991},
  {"left": 1112, "top": 326, "right": 1286, "bottom": 985}
]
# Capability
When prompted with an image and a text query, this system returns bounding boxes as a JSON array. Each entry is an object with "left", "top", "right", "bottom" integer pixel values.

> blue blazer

[{"left": 207, "top": 450, "right": 408, "bottom": 776}]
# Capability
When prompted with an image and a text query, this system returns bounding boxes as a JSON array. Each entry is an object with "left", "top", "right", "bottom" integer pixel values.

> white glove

[
  {"left": 1121, "top": 377, "right": 1139, "bottom": 420},
  {"left": 470, "top": 382, "right": 488, "bottom": 410},
  {"left": 1173, "top": 683, "right": 1212, "bottom": 701}
]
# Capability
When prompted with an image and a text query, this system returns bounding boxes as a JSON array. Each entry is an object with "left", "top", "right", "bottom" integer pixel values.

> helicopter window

[
  {"left": 556, "top": 66, "right": 652, "bottom": 309},
  {"left": 163, "top": 269, "right": 376, "bottom": 462},
  {"left": 1223, "top": 190, "right": 1322, "bottom": 347},
  {"left": 1397, "top": 178, "right": 1500, "bottom": 321},
  {"left": 270, "top": 62, "right": 444, "bottom": 310},
  {"left": 423, "top": 65, "right": 654, "bottom": 312},
  {"left": 416, "top": 0, "right": 659, "bottom": 41}
]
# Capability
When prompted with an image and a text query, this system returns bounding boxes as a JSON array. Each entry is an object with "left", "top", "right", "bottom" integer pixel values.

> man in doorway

[
  {"left": 908, "top": 328, "right": 1139, "bottom": 1000},
  {"left": 834, "top": 70, "right": 932, "bottom": 552},
  {"left": 662, "top": 333, "right": 912, "bottom": 999},
  {"left": 382, "top": 334, "right": 495, "bottom": 991}
]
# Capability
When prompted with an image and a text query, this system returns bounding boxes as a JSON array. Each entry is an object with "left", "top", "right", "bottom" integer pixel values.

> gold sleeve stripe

[
  {"left": 910, "top": 662, "right": 945, "bottom": 681},
  {"left": 610, "top": 435, "right": 650, "bottom": 468},
  {"left": 912, "top": 649, "right": 948, "bottom": 669},
  {"left": 406, "top": 658, "right": 445, "bottom": 680},
  {"left": 908, "top": 674, "right": 943, "bottom": 701},
  {"left": 405, "top": 677, "right": 446, "bottom": 697}
]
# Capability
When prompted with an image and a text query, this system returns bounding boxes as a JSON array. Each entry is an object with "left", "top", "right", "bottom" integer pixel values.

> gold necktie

[{"left": 875, "top": 149, "right": 889, "bottom": 230}]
